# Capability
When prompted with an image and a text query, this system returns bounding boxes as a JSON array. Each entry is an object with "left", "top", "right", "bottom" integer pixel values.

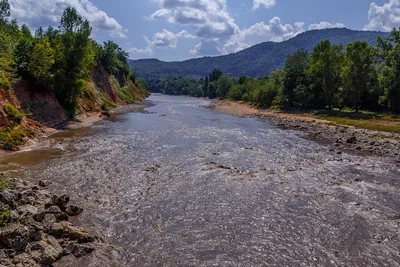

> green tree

[
  {"left": 208, "top": 81, "right": 218, "bottom": 98},
  {"left": 203, "top": 76, "right": 209, "bottom": 97},
  {"left": 377, "top": 28, "right": 400, "bottom": 112},
  {"left": 308, "top": 40, "right": 344, "bottom": 109},
  {"left": 341, "top": 41, "right": 377, "bottom": 113},
  {"left": 282, "top": 49, "right": 310, "bottom": 108},
  {"left": 0, "top": 0, "right": 10, "bottom": 25},
  {"left": 54, "top": 7, "right": 95, "bottom": 109},
  {"left": 216, "top": 75, "right": 233, "bottom": 98},
  {"left": 27, "top": 39, "right": 55, "bottom": 88}
]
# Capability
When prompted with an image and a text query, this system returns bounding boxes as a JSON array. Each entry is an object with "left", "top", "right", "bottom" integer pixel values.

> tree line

[
  {"left": 0, "top": 0, "right": 137, "bottom": 113},
  {"left": 142, "top": 28, "right": 400, "bottom": 114}
]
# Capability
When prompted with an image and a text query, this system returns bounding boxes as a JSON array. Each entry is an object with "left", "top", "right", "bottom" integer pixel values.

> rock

[
  {"left": 354, "top": 178, "right": 363, "bottom": 182},
  {"left": 46, "top": 195, "right": 70, "bottom": 211},
  {"left": 63, "top": 242, "right": 76, "bottom": 256},
  {"left": 101, "top": 111, "right": 111, "bottom": 117},
  {"left": 0, "top": 224, "right": 30, "bottom": 250},
  {"left": 41, "top": 214, "right": 57, "bottom": 233},
  {"left": 347, "top": 136, "right": 357, "bottom": 144},
  {"left": 51, "top": 222, "right": 96, "bottom": 243},
  {"left": 336, "top": 151, "right": 342, "bottom": 155},
  {"left": 38, "top": 180, "right": 52, "bottom": 188},
  {"left": 27, "top": 235, "right": 63, "bottom": 265},
  {"left": 72, "top": 244, "right": 95, "bottom": 258},
  {"left": 0, "top": 191, "right": 18, "bottom": 207},
  {"left": 34, "top": 206, "right": 68, "bottom": 223},
  {"left": 12, "top": 253, "right": 41, "bottom": 267},
  {"left": 17, "top": 205, "right": 39, "bottom": 218},
  {"left": 356, "top": 146, "right": 362, "bottom": 150},
  {"left": 333, "top": 143, "right": 340, "bottom": 147},
  {"left": 65, "top": 205, "right": 83, "bottom": 216}
]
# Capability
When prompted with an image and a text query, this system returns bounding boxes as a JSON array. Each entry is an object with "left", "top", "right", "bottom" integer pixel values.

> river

[{"left": 1, "top": 94, "right": 400, "bottom": 266}]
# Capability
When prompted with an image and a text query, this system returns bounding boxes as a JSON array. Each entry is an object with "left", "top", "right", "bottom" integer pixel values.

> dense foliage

[
  {"left": 131, "top": 28, "right": 388, "bottom": 79},
  {"left": 0, "top": 1, "right": 136, "bottom": 112},
  {"left": 143, "top": 28, "right": 400, "bottom": 114}
]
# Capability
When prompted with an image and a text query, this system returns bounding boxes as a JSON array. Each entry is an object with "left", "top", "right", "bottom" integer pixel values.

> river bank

[
  {"left": 0, "top": 101, "right": 152, "bottom": 266},
  {"left": 0, "top": 175, "right": 126, "bottom": 266},
  {"left": 209, "top": 100, "right": 400, "bottom": 159},
  {"left": 0, "top": 101, "right": 153, "bottom": 159}
]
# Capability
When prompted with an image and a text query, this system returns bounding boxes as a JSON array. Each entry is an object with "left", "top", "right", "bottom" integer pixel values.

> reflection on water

[{"left": 0, "top": 148, "right": 64, "bottom": 172}]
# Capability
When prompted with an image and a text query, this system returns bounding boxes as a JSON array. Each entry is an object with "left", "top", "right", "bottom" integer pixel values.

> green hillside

[{"left": 130, "top": 28, "right": 388, "bottom": 79}]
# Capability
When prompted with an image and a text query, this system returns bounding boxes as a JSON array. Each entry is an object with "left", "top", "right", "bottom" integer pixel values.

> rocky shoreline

[
  {"left": 258, "top": 112, "right": 400, "bottom": 159},
  {"left": 209, "top": 100, "right": 400, "bottom": 160},
  {"left": 0, "top": 175, "right": 123, "bottom": 267}
]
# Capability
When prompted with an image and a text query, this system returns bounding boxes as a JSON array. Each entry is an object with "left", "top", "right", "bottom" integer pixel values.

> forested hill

[{"left": 130, "top": 28, "right": 388, "bottom": 79}]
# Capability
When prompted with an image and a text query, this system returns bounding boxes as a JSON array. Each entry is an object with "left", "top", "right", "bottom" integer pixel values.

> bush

[
  {"left": 4, "top": 104, "right": 23, "bottom": 124},
  {"left": 0, "top": 128, "right": 26, "bottom": 150},
  {"left": 0, "top": 203, "right": 11, "bottom": 227}
]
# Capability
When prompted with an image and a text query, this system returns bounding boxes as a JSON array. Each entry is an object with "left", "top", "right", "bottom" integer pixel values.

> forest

[
  {"left": 142, "top": 28, "right": 400, "bottom": 114},
  {"left": 131, "top": 28, "right": 387, "bottom": 79},
  {"left": 0, "top": 0, "right": 138, "bottom": 113}
]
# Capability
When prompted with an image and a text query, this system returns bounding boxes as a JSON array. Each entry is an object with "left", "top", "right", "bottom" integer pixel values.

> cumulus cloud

[
  {"left": 9, "top": 0, "right": 128, "bottom": 38},
  {"left": 308, "top": 21, "right": 346, "bottom": 30},
  {"left": 151, "top": 0, "right": 239, "bottom": 42},
  {"left": 364, "top": 0, "right": 400, "bottom": 31},
  {"left": 253, "top": 0, "right": 276, "bottom": 10},
  {"left": 130, "top": 29, "right": 196, "bottom": 56},
  {"left": 221, "top": 17, "right": 304, "bottom": 54}
]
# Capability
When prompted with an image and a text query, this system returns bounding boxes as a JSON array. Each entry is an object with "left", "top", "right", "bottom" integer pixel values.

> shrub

[
  {"left": 0, "top": 203, "right": 11, "bottom": 227},
  {"left": 4, "top": 104, "right": 23, "bottom": 124},
  {"left": 0, "top": 128, "right": 26, "bottom": 150}
]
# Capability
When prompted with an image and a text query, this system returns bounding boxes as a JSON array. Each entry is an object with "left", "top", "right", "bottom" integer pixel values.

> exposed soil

[{"left": 209, "top": 100, "right": 400, "bottom": 159}]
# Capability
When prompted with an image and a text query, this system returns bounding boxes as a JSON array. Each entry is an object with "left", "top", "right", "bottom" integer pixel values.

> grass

[
  {"left": 310, "top": 109, "right": 400, "bottom": 134},
  {"left": 320, "top": 117, "right": 400, "bottom": 134},
  {"left": 117, "top": 85, "right": 137, "bottom": 104}
]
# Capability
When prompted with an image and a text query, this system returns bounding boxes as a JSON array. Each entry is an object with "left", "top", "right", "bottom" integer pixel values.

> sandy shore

[{"left": 209, "top": 100, "right": 400, "bottom": 159}]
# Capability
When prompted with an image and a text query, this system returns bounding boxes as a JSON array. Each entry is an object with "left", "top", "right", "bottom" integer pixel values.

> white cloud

[
  {"left": 151, "top": 0, "right": 240, "bottom": 42},
  {"left": 9, "top": 0, "right": 128, "bottom": 38},
  {"left": 253, "top": 0, "right": 276, "bottom": 10},
  {"left": 308, "top": 21, "right": 346, "bottom": 30},
  {"left": 150, "top": 29, "right": 178, "bottom": 48},
  {"left": 221, "top": 17, "right": 304, "bottom": 54},
  {"left": 176, "top": 30, "right": 197, "bottom": 38},
  {"left": 364, "top": 0, "right": 400, "bottom": 31},
  {"left": 130, "top": 29, "right": 195, "bottom": 56}
]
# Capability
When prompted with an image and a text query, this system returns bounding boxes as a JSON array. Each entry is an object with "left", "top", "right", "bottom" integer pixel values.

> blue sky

[{"left": 9, "top": 0, "right": 400, "bottom": 61}]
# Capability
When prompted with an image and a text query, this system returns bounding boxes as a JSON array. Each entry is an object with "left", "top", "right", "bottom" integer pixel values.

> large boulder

[
  {"left": 0, "top": 224, "right": 30, "bottom": 250},
  {"left": 51, "top": 222, "right": 96, "bottom": 243},
  {"left": 33, "top": 206, "right": 68, "bottom": 223},
  {"left": 27, "top": 235, "right": 63, "bottom": 265},
  {"left": 46, "top": 195, "right": 70, "bottom": 211}
]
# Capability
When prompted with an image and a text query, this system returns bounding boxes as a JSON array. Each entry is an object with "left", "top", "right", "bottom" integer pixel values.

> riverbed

[{"left": 1, "top": 94, "right": 400, "bottom": 266}]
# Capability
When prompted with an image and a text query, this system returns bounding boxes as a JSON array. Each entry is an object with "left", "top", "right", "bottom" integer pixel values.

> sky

[{"left": 8, "top": 0, "right": 400, "bottom": 61}]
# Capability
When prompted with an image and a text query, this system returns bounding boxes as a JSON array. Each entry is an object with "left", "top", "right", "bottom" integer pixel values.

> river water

[{"left": 1, "top": 94, "right": 400, "bottom": 266}]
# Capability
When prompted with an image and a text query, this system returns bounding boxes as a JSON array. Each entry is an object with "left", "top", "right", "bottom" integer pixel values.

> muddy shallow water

[{"left": 1, "top": 94, "right": 400, "bottom": 266}]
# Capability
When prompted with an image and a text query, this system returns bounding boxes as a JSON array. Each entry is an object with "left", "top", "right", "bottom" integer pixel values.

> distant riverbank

[{"left": 209, "top": 100, "right": 400, "bottom": 158}]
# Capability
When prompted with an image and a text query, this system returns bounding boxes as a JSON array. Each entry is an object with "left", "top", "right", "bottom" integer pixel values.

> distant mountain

[{"left": 130, "top": 28, "right": 388, "bottom": 79}]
